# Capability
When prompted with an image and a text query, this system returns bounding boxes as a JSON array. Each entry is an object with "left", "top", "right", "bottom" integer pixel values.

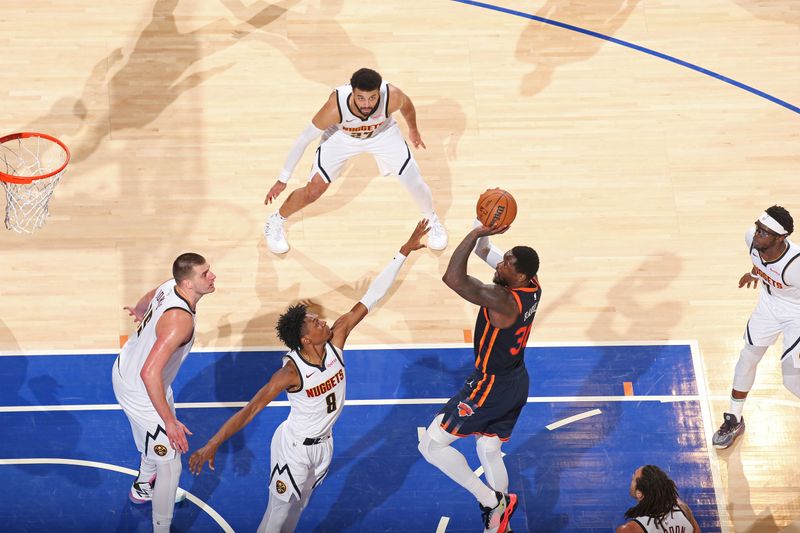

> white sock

[
  {"left": 476, "top": 436, "right": 508, "bottom": 494},
  {"left": 136, "top": 454, "right": 157, "bottom": 483},
  {"left": 729, "top": 396, "right": 745, "bottom": 419},
  {"left": 152, "top": 456, "right": 182, "bottom": 533},
  {"left": 420, "top": 434, "right": 497, "bottom": 507},
  {"left": 396, "top": 162, "right": 435, "bottom": 217}
]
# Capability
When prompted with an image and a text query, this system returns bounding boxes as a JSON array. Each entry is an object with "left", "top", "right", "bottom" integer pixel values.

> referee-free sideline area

[{"left": 0, "top": 342, "right": 722, "bottom": 532}]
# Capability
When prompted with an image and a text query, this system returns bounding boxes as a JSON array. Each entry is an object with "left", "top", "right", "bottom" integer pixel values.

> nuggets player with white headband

[
  {"left": 713, "top": 205, "right": 800, "bottom": 449},
  {"left": 263, "top": 67, "right": 447, "bottom": 254},
  {"left": 112, "top": 253, "right": 216, "bottom": 532},
  {"left": 190, "top": 220, "right": 429, "bottom": 532}
]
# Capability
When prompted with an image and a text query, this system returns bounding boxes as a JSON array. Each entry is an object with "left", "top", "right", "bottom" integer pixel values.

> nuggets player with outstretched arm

[
  {"left": 112, "top": 253, "right": 216, "bottom": 533},
  {"left": 713, "top": 205, "right": 800, "bottom": 449},
  {"left": 418, "top": 221, "right": 541, "bottom": 533},
  {"left": 616, "top": 465, "right": 700, "bottom": 533},
  {"left": 262, "top": 67, "right": 447, "bottom": 254},
  {"left": 189, "top": 220, "right": 430, "bottom": 533}
]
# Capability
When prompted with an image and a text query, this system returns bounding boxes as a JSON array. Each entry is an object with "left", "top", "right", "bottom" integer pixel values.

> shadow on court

[
  {"left": 310, "top": 354, "right": 473, "bottom": 532},
  {"left": 512, "top": 253, "right": 689, "bottom": 531},
  {"left": 515, "top": 0, "right": 640, "bottom": 97}
]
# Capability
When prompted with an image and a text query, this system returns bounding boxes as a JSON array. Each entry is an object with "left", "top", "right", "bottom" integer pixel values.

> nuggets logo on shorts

[
  {"left": 154, "top": 444, "right": 168, "bottom": 456},
  {"left": 457, "top": 401, "right": 475, "bottom": 417},
  {"left": 276, "top": 480, "right": 287, "bottom": 494}
]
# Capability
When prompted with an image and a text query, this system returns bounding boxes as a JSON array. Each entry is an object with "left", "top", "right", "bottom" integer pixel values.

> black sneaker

[
  {"left": 479, "top": 491, "right": 518, "bottom": 533},
  {"left": 712, "top": 412, "right": 745, "bottom": 449}
]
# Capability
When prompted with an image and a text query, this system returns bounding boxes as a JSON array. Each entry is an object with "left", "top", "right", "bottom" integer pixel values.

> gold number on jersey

[{"left": 136, "top": 305, "right": 154, "bottom": 337}]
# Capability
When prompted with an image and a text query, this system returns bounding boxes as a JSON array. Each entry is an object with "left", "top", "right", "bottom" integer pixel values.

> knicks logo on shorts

[
  {"left": 153, "top": 444, "right": 168, "bottom": 457},
  {"left": 275, "top": 480, "right": 287, "bottom": 494},
  {"left": 457, "top": 401, "right": 475, "bottom": 417}
]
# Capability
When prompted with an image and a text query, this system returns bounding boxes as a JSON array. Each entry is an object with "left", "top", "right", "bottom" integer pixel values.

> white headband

[{"left": 758, "top": 212, "right": 788, "bottom": 235}]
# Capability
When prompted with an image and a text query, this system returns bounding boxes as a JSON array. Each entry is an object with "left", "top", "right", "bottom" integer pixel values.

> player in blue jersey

[{"left": 418, "top": 221, "right": 540, "bottom": 533}]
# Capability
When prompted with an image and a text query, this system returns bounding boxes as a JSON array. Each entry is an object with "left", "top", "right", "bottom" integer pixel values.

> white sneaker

[
  {"left": 129, "top": 475, "right": 187, "bottom": 504},
  {"left": 427, "top": 215, "right": 448, "bottom": 250},
  {"left": 264, "top": 213, "right": 290, "bottom": 254}
]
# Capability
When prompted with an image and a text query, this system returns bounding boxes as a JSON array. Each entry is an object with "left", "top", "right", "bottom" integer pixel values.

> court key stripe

[
  {"left": 0, "top": 395, "right": 705, "bottom": 413},
  {"left": 546, "top": 408, "right": 603, "bottom": 430}
]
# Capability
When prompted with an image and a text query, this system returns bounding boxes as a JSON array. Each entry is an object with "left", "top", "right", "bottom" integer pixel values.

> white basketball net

[{"left": 0, "top": 135, "right": 68, "bottom": 233}]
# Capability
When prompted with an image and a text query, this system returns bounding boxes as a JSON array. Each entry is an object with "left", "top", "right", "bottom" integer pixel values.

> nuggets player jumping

[
  {"left": 418, "top": 221, "right": 541, "bottom": 533},
  {"left": 263, "top": 67, "right": 447, "bottom": 254},
  {"left": 189, "top": 220, "right": 429, "bottom": 532}
]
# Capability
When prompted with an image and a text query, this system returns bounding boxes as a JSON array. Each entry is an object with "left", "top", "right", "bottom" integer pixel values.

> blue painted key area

[{"left": 0, "top": 343, "right": 720, "bottom": 532}]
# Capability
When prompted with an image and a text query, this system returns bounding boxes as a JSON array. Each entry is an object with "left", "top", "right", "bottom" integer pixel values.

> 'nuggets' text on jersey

[
  {"left": 333, "top": 81, "right": 394, "bottom": 139},
  {"left": 284, "top": 342, "right": 346, "bottom": 438}
]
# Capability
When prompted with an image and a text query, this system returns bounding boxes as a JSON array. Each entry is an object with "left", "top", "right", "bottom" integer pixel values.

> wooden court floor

[{"left": 2, "top": 0, "right": 799, "bottom": 530}]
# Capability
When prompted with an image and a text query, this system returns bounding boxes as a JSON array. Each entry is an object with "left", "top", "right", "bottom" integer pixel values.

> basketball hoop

[{"left": 0, "top": 132, "right": 70, "bottom": 233}]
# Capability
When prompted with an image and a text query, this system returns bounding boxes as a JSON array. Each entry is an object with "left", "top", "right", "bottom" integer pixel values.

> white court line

[
  {"left": 435, "top": 516, "right": 450, "bottom": 533},
  {"left": 545, "top": 408, "right": 602, "bottom": 431},
  {"left": 0, "top": 395, "right": 706, "bottom": 413},
  {"left": 6, "top": 394, "right": 800, "bottom": 414},
  {"left": 0, "top": 339, "right": 703, "bottom": 357},
  {"left": 689, "top": 340, "right": 732, "bottom": 533},
  {"left": 0, "top": 458, "right": 233, "bottom": 532},
  {"left": 0, "top": 393, "right": 753, "bottom": 414}
]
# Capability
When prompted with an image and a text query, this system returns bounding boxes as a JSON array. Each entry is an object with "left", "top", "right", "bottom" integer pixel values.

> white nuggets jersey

[
  {"left": 747, "top": 227, "right": 800, "bottom": 309},
  {"left": 632, "top": 507, "right": 694, "bottom": 532},
  {"left": 116, "top": 279, "right": 196, "bottom": 407},
  {"left": 284, "top": 342, "right": 346, "bottom": 438},
  {"left": 329, "top": 80, "right": 395, "bottom": 140}
]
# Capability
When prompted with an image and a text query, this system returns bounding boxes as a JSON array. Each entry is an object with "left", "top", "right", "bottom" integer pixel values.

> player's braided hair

[
  {"left": 766, "top": 205, "right": 794, "bottom": 235},
  {"left": 172, "top": 253, "right": 206, "bottom": 282},
  {"left": 276, "top": 303, "right": 308, "bottom": 353},
  {"left": 624, "top": 465, "right": 680, "bottom": 529},
  {"left": 511, "top": 246, "right": 539, "bottom": 279},
  {"left": 350, "top": 68, "right": 382, "bottom": 92}
]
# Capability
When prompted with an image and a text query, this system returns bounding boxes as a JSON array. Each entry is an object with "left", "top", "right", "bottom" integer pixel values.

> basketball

[{"left": 476, "top": 188, "right": 517, "bottom": 227}]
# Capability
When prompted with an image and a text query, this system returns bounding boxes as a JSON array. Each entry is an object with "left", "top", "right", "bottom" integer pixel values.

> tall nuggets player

[
  {"left": 263, "top": 67, "right": 447, "bottom": 254},
  {"left": 418, "top": 221, "right": 541, "bottom": 533},
  {"left": 189, "top": 221, "right": 429, "bottom": 532},
  {"left": 112, "top": 253, "right": 216, "bottom": 532},
  {"left": 713, "top": 205, "right": 800, "bottom": 449}
]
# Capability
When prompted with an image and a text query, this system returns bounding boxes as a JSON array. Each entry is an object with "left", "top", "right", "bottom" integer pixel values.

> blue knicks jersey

[{"left": 473, "top": 282, "right": 541, "bottom": 375}]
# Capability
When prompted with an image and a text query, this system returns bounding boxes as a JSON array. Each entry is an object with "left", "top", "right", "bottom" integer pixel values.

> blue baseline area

[
  {"left": 2, "top": 344, "right": 696, "bottom": 405},
  {"left": 0, "top": 344, "right": 720, "bottom": 532}
]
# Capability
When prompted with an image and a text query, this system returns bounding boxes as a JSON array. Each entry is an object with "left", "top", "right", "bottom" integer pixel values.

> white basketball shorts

[
  {"left": 112, "top": 364, "right": 177, "bottom": 462},
  {"left": 268, "top": 421, "right": 332, "bottom": 503},
  {"left": 309, "top": 122, "right": 414, "bottom": 183},
  {"left": 745, "top": 295, "right": 800, "bottom": 369}
]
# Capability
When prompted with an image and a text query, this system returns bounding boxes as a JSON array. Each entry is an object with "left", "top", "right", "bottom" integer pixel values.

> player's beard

[
  {"left": 359, "top": 101, "right": 379, "bottom": 117},
  {"left": 753, "top": 239, "right": 775, "bottom": 253},
  {"left": 493, "top": 272, "right": 508, "bottom": 287}
]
